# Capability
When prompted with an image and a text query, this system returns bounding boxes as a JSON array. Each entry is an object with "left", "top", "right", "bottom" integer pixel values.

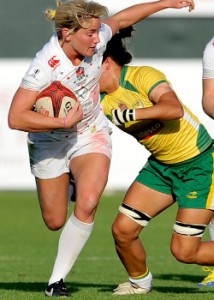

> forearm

[
  {"left": 112, "top": 0, "right": 194, "bottom": 30},
  {"left": 111, "top": 102, "right": 183, "bottom": 126},
  {"left": 8, "top": 110, "right": 65, "bottom": 132},
  {"left": 135, "top": 104, "right": 184, "bottom": 121}
]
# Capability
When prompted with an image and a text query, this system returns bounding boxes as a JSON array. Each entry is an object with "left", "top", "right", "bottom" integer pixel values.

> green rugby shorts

[{"left": 135, "top": 143, "right": 214, "bottom": 209}]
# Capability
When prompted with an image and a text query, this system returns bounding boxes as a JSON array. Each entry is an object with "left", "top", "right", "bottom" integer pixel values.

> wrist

[
  {"left": 112, "top": 108, "right": 136, "bottom": 125},
  {"left": 63, "top": 117, "right": 67, "bottom": 128},
  {"left": 123, "top": 109, "right": 136, "bottom": 122}
]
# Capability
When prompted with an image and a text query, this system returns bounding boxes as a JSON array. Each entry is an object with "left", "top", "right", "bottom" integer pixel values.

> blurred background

[{"left": 0, "top": 0, "right": 213, "bottom": 191}]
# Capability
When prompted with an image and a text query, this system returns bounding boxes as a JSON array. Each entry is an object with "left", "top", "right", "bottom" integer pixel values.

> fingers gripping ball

[
  {"left": 111, "top": 109, "right": 136, "bottom": 125},
  {"left": 35, "top": 81, "right": 77, "bottom": 118}
]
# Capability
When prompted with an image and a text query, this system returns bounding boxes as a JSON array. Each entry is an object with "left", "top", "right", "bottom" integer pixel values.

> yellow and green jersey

[{"left": 101, "top": 65, "right": 212, "bottom": 164}]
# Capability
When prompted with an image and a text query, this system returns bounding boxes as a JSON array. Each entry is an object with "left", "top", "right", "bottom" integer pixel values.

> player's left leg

[
  {"left": 170, "top": 208, "right": 214, "bottom": 265},
  {"left": 44, "top": 127, "right": 111, "bottom": 297},
  {"left": 46, "top": 152, "right": 110, "bottom": 294},
  {"left": 209, "top": 215, "right": 214, "bottom": 240},
  {"left": 170, "top": 142, "right": 214, "bottom": 287},
  {"left": 197, "top": 213, "right": 214, "bottom": 287}
]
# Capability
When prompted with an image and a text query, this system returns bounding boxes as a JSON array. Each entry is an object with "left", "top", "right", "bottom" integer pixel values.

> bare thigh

[
  {"left": 70, "top": 153, "right": 110, "bottom": 223},
  {"left": 36, "top": 173, "right": 70, "bottom": 230},
  {"left": 123, "top": 181, "right": 174, "bottom": 216},
  {"left": 113, "top": 181, "right": 175, "bottom": 237}
]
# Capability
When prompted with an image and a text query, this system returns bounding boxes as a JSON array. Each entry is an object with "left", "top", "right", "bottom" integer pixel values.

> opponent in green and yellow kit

[
  {"left": 101, "top": 65, "right": 214, "bottom": 210},
  {"left": 100, "top": 26, "right": 214, "bottom": 296}
]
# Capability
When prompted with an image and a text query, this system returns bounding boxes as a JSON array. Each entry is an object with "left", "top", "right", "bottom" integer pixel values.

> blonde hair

[{"left": 45, "top": 0, "right": 108, "bottom": 38}]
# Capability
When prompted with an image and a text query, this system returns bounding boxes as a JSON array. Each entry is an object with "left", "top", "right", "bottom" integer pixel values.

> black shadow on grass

[
  {"left": 0, "top": 279, "right": 213, "bottom": 295},
  {"left": 154, "top": 286, "right": 214, "bottom": 294},
  {"left": 152, "top": 274, "right": 214, "bottom": 294},
  {"left": 155, "top": 273, "right": 204, "bottom": 283},
  {"left": 0, "top": 282, "right": 115, "bottom": 294}
]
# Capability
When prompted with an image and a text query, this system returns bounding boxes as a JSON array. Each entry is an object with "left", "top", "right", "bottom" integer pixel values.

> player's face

[{"left": 70, "top": 18, "right": 101, "bottom": 57}]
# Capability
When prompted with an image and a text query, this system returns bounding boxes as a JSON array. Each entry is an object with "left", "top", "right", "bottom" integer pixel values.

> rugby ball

[{"left": 35, "top": 81, "right": 77, "bottom": 118}]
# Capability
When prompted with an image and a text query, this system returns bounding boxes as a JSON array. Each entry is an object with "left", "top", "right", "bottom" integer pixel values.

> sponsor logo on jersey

[
  {"left": 133, "top": 120, "right": 164, "bottom": 140},
  {"left": 48, "top": 55, "right": 60, "bottom": 68},
  {"left": 133, "top": 99, "right": 144, "bottom": 109},
  {"left": 31, "top": 68, "right": 40, "bottom": 80}
]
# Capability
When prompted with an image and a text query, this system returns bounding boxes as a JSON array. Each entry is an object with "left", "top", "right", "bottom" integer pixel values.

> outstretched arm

[{"left": 104, "top": 0, "right": 195, "bottom": 35}]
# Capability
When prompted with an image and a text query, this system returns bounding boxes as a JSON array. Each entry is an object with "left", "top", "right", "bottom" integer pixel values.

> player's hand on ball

[
  {"left": 111, "top": 108, "right": 136, "bottom": 126},
  {"left": 64, "top": 102, "right": 83, "bottom": 128}
]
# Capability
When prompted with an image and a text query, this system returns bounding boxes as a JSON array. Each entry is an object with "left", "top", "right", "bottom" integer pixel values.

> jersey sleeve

[
  {"left": 203, "top": 37, "right": 214, "bottom": 79},
  {"left": 99, "top": 23, "right": 112, "bottom": 45},
  {"left": 20, "top": 57, "right": 51, "bottom": 91},
  {"left": 134, "top": 66, "right": 169, "bottom": 96}
]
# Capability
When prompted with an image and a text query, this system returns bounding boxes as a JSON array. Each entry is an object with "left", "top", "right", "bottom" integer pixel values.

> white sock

[
  {"left": 209, "top": 222, "right": 214, "bottom": 241},
  {"left": 48, "top": 213, "right": 94, "bottom": 285},
  {"left": 129, "top": 271, "right": 153, "bottom": 290}
]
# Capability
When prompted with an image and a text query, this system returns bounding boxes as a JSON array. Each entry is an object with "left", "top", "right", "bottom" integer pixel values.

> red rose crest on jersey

[
  {"left": 48, "top": 55, "right": 60, "bottom": 68},
  {"left": 76, "top": 67, "right": 85, "bottom": 79}
]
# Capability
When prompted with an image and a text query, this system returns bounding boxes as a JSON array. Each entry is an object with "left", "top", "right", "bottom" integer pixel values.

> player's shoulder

[
  {"left": 203, "top": 36, "right": 214, "bottom": 59},
  {"left": 34, "top": 34, "right": 60, "bottom": 69},
  {"left": 204, "top": 36, "right": 214, "bottom": 50},
  {"left": 126, "top": 65, "right": 165, "bottom": 80},
  {"left": 21, "top": 35, "right": 60, "bottom": 90}
]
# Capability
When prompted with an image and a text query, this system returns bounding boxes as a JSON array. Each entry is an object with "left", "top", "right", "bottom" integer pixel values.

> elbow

[
  {"left": 8, "top": 116, "right": 14, "bottom": 130},
  {"left": 177, "top": 106, "right": 184, "bottom": 119},
  {"left": 8, "top": 120, "right": 17, "bottom": 130},
  {"left": 171, "top": 106, "right": 184, "bottom": 120},
  {"left": 8, "top": 114, "right": 20, "bottom": 130}
]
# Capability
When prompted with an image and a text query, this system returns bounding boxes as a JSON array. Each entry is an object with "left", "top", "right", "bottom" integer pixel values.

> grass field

[{"left": 0, "top": 190, "right": 213, "bottom": 300}]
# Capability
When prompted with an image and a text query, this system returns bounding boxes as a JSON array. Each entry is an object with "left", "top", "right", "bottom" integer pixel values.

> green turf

[{"left": 0, "top": 190, "right": 213, "bottom": 299}]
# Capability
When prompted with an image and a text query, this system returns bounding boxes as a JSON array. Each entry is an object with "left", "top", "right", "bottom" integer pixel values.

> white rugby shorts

[{"left": 27, "top": 128, "right": 112, "bottom": 179}]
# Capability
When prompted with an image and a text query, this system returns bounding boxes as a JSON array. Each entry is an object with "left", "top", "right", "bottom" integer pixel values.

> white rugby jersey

[
  {"left": 21, "top": 23, "right": 112, "bottom": 135},
  {"left": 203, "top": 36, "right": 214, "bottom": 79}
]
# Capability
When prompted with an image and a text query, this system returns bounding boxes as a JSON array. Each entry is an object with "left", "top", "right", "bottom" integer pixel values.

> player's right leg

[
  {"left": 36, "top": 173, "right": 70, "bottom": 230},
  {"left": 112, "top": 181, "right": 174, "bottom": 295},
  {"left": 35, "top": 175, "right": 72, "bottom": 297}
]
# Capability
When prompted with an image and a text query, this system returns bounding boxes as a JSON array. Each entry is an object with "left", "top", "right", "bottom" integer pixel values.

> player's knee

[
  {"left": 112, "top": 203, "right": 152, "bottom": 244},
  {"left": 112, "top": 217, "right": 140, "bottom": 245},
  {"left": 170, "top": 243, "right": 196, "bottom": 263},
  {"left": 112, "top": 221, "right": 134, "bottom": 244},
  {"left": 77, "top": 190, "right": 100, "bottom": 217},
  {"left": 43, "top": 214, "right": 66, "bottom": 231}
]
